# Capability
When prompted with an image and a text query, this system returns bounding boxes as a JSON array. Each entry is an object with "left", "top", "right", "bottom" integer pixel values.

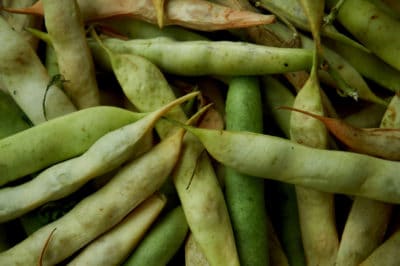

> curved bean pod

[
  {"left": 174, "top": 125, "right": 400, "bottom": 204},
  {"left": 68, "top": 193, "right": 167, "bottom": 266},
  {"left": 0, "top": 128, "right": 185, "bottom": 265},
  {"left": 0, "top": 92, "right": 197, "bottom": 222},
  {"left": 0, "top": 106, "right": 144, "bottom": 186},
  {"left": 326, "top": 0, "right": 400, "bottom": 71},
  {"left": 90, "top": 37, "right": 313, "bottom": 76},
  {"left": 92, "top": 31, "right": 239, "bottom": 265}
]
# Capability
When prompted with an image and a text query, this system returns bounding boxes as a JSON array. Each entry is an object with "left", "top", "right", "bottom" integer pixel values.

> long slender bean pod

[
  {"left": 123, "top": 206, "right": 189, "bottom": 266},
  {"left": 42, "top": 0, "right": 100, "bottom": 108},
  {"left": 168, "top": 124, "right": 400, "bottom": 204},
  {"left": 224, "top": 76, "right": 269, "bottom": 266},
  {"left": 68, "top": 193, "right": 167, "bottom": 266},
  {"left": 89, "top": 37, "right": 313, "bottom": 76},
  {"left": 93, "top": 32, "right": 240, "bottom": 265},
  {"left": 172, "top": 133, "right": 240, "bottom": 266},
  {"left": 0, "top": 16, "right": 76, "bottom": 124},
  {"left": 326, "top": 0, "right": 400, "bottom": 71},
  {"left": 261, "top": 76, "right": 306, "bottom": 266},
  {"left": 327, "top": 37, "right": 400, "bottom": 94},
  {"left": 0, "top": 92, "right": 197, "bottom": 222},
  {"left": 289, "top": 46, "right": 338, "bottom": 266},
  {"left": 0, "top": 127, "right": 185, "bottom": 265},
  {"left": 3, "top": 0, "right": 275, "bottom": 31},
  {"left": 0, "top": 106, "right": 145, "bottom": 186},
  {"left": 334, "top": 95, "right": 400, "bottom": 265}
]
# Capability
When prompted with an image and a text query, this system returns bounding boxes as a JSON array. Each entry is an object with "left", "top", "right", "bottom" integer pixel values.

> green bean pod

[
  {"left": 123, "top": 206, "right": 189, "bottom": 266},
  {"left": 335, "top": 94, "right": 400, "bottom": 265},
  {"left": 172, "top": 125, "right": 400, "bottom": 204},
  {"left": 0, "top": 92, "right": 197, "bottom": 222},
  {"left": 261, "top": 76, "right": 306, "bottom": 266},
  {"left": 89, "top": 37, "right": 313, "bottom": 76},
  {"left": 0, "top": 106, "right": 144, "bottom": 186},
  {"left": 327, "top": 40, "right": 400, "bottom": 94},
  {"left": 224, "top": 76, "right": 269, "bottom": 266},
  {"left": 92, "top": 31, "right": 240, "bottom": 266},
  {"left": 326, "top": 0, "right": 400, "bottom": 71},
  {"left": 0, "top": 128, "right": 185, "bottom": 265},
  {"left": 68, "top": 193, "right": 167, "bottom": 266}
]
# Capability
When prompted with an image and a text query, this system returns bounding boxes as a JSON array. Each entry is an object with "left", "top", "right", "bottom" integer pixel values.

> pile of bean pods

[{"left": 1, "top": 0, "right": 400, "bottom": 265}]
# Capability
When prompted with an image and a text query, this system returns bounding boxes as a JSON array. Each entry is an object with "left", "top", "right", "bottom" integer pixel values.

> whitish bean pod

[
  {"left": 67, "top": 193, "right": 167, "bottom": 266},
  {"left": 0, "top": 16, "right": 76, "bottom": 124},
  {"left": 0, "top": 126, "right": 185, "bottom": 265},
  {"left": 172, "top": 124, "right": 400, "bottom": 204},
  {"left": 42, "top": 0, "right": 100, "bottom": 108}
]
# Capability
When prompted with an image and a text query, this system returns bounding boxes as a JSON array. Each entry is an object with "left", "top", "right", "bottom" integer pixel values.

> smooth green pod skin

[
  {"left": 0, "top": 16, "right": 76, "bottom": 125},
  {"left": 224, "top": 76, "right": 269, "bottom": 266},
  {"left": 328, "top": 40, "right": 400, "bottom": 93},
  {"left": 89, "top": 37, "right": 313, "bottom": 76},
  {"left": 68, "top": 193, "right": 167, "bottom": 266},
  {"left": 0, "top": 92, "right": 197, "bottom": 222},
  {"left": 0, "top": 129, "right": 184, "bottom": 265},
  {"left": 326, "top": 0, "right": 400, "bottom": 71},
  {"left": 290, "top": 57, "right": 339, "bottom": 266},
  {"left": 123, "top": 206, "right": 189, "bottom": 266},
  {"left": 0, "top": 91, "right": 31, "bottom": 139},
  {"left": 175, "top": 126, "right": 400, "bottom": 204},
  {"left": 0, "top": 106, "right": 144, "bottom": 186}
]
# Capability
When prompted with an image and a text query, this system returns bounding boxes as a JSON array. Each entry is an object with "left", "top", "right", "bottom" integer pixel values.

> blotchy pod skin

[
  {"left": 326, "top": 0, "right": 400, "bottom": 71},
  {"left": 0, "top": 16, "right": 76, "bottom": 125},
  {"left": 181, "top": 126, "right": 400, "bottom": 204}
]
